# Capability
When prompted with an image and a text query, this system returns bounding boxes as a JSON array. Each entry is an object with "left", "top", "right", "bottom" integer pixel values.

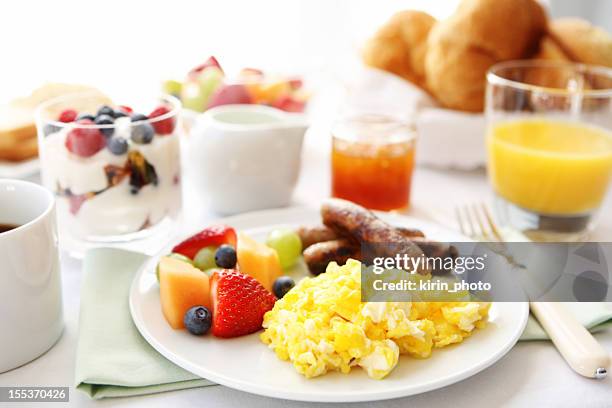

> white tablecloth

[{"left": 1, "top": 133, "right": 611, "bottom": 408}]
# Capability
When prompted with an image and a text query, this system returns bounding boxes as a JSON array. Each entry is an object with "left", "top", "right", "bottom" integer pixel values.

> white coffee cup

[{"left": 0, "top": 179, "right": 63, "bottom": 373}]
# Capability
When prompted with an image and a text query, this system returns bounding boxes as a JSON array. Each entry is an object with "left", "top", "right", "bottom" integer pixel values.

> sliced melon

[
  {"left": 159, "top": 256, "right": 211, "bottom": 329},
  {"left": 237, "top": 232, "right": 282, "bottom": 291}
]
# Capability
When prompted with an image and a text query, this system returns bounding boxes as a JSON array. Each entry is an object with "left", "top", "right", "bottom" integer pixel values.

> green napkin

[
  {"left": 75, "top": 248, "right": 215, "bottom": 399},
  {"left": 521, "top": 302, "right": 612, "bottom": 340},
  {"left": 496, "top": 228, "right": 612, "bottom": 340}
]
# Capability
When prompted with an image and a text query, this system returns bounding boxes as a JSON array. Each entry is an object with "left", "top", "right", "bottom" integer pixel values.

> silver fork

[
  {"left": 454, "top": 203, "right": 609, "bottom": 379},
  {"left": 455, "top": 203, "right": 503, "bottom": 242}
]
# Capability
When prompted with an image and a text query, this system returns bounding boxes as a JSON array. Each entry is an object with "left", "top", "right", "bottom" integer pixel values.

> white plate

[
  {"left": 129, "top": 207, "right": 529, "bottom": 403},
  {"left": 0, "top": 158, "right": 39, "bottom": 179}
]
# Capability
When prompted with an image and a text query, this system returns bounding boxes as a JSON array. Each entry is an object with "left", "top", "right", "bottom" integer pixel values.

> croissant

[
  {"left": 424, "top": 0, "right": 547, "bottom": 112},
  {"left": 549, "top": 18, "right": 612, "bottom": 68},
  {"left": 362, "top": 10, "right": 435, "bottom": 88}
]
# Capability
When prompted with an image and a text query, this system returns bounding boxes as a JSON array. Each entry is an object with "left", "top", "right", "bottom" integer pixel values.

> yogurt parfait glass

[{"left": 36, "top": 94, "right": 182, "bottom": 255}]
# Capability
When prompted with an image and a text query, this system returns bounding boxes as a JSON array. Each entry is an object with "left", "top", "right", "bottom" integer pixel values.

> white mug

[
  {"left": 184, "top": 105, "right": 308, "bottom": 215},
  {"left": 0, "top": 179, "right": 63, "bottom": 373}
]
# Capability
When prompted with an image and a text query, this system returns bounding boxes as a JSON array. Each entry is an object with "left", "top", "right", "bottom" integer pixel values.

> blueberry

[
  {"left": 272, "top": 276, "right": 295, "bottom": 299},
  {"left": 97, "top": 105, "right": 115, "bottom": 118},
  {"left": 184, "top": 306, "right": 212, "bottom": 335},
  {"left": 77, "top": 113, "right": 95, "bottom": 121},
  {"left": 113, "top": 109, "right": 127, "bottom": 119},
  {"left": 95, "top": 114, "right": 115, "bottom": 137},
  {"left": 131, "top": 122, "right": 154, "bottom": 144},
  {"left": 130, "top": 113, "right": 148, "bottom": 122},
  {"left": 215, "top": 245, "right": 237, "bottom": 269},
  {"left": 107, "top": 137, "right": 128, "bottom": 155}
]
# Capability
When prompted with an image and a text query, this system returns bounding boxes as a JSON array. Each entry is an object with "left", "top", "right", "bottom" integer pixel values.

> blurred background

[{"left": 1, "top": 0, "right": 609, "bottom": 103}]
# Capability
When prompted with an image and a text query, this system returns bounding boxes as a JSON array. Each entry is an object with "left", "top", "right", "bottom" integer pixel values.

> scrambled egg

[{"left": 261, "top": 259, "right": 490, "bottom": 379}]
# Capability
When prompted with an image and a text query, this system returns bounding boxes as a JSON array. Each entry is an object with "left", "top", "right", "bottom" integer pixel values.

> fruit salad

[
  {"left": 163, "top": 56, "right": 308, "bottom": 113},
  {"left": 157, "top": 225, "right": 295, "bottom": 338},
  {"left": 37, "top": 96, "right": 181, "bottom": 238}
]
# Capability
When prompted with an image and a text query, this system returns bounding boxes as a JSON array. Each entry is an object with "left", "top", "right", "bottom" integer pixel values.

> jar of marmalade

[{"left": 331, "top": 114, "right": 416, "bottom": 211}]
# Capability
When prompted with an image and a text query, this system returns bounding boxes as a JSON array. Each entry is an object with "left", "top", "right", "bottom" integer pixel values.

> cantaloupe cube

[
  {"left": 237, "top": 232, "right": 282, "bottom": 292},
  {"left": 159, "top": 256, "right": 211, "bottom": 329}
]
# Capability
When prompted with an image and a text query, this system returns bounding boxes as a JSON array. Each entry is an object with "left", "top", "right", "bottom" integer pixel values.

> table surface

[{"left": 1, "top": 132, "right": 611, "bottom": 408}]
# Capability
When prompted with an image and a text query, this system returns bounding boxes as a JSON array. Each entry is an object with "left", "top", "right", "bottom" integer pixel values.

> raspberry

[
  {"left": 58, "top": 109, "right": 78, "bottom": 123},
  {"left": 65, "top": 119, "right": 106, "bottom": 157},
  {"left": 149, "top": 105, "right": 176, "bottom": 135}
]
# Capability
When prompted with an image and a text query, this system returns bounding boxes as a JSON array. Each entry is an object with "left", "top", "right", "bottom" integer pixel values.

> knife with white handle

[
  {"left": 453, "top": 203, "right": 610, "bottom": 379},
  {"left": 530, "top": 302, "right": 610, "bottom": 379}
]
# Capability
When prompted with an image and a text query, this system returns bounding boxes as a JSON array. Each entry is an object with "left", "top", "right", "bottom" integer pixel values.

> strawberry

[
  {"left": 149, "top": 105, "right": 176, "bottom": 135},
  {"left": 207, "top": 84, "right": 252, "bottom": 109},
  {"left": 210, "top": 269, "right": 276, "bottom": 338},
  {"left": 65, "top": 119, "right": 106, "bottom": 157},
  {"left": 188, "top": 56, "right": 223, "bottom": 79},
  {"left": 172, "top": 225, "right": 237, "bottom": 260},
  {"left": 58, "top": 109, "right": 78, "bottom": 123}
]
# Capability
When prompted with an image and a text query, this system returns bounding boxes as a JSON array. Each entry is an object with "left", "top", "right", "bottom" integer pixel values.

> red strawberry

[
  {"left": 149, "top": 105, "right": 176, "bottom": 135},
  {"left": 210, "top": 269, "right": 276, "bottom": 338},
  {"left": 65, "top": 120, "right": 106, "bottom": 157},
  {"left": 58, "top": 109, "right": 78, "bottom": 123},
  {"left": 207, "top": 84, "right": 252, "bottom": 109},
  {"left": 188, "top": 56, "right": 223, "bottom": 79},
  {"left": 172, "top": 225, "right": 237, "bottom": 260}
]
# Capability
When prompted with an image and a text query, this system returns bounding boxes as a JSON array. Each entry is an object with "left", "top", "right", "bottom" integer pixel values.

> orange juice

[{"left": 487, "top": 120, "right": 612, "bottom": 215}]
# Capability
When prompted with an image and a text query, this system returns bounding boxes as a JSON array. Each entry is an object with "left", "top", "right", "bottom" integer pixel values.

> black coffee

[{"left": 0, "top": 223, "right": 19, "bottom": 233}]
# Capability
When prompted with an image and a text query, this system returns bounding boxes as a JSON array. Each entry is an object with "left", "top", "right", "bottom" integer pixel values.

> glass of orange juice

[
  {"left": 486, "top": 61, "right": 612, "bottom": 240},
  {"left": 331, "top": 114, "right": 416, "bottom": 211}
]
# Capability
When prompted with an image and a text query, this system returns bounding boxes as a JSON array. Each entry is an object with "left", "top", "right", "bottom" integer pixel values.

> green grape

[
  {"left": 266, "top": 228, "right": 302, "bottom": 269},
  {"left": 193, "top": 246, "right": 217, "bottom": 271},
  {"left": 181, "top": 67, "right": 223, "bottom": 112},
  {"left": 156, "top": 253, "right": 193, "bottom": 282}
]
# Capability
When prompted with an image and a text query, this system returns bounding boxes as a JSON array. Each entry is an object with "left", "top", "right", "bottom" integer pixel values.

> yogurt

[{"left": 39, "top": 106, "right": 181, "bottom": 239}]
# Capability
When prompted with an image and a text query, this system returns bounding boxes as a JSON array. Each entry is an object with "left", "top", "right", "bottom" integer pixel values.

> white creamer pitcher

[{"left": 184, "top": 104, "right": 308, "bottom": 214}]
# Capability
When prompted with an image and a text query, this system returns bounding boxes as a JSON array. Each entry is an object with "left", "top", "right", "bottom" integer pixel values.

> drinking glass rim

[
  {"left": 332, "top": 113, "right": 417, "bottom": 143},
  {"left": 35, "top": 92, "right": 181, "bottom": 129},
  {"left": 487, "top": 60, "right": 612, "bottom": 98}
]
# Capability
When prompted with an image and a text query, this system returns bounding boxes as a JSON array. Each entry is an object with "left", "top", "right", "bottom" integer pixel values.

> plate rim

[
  {"left": 129, "top": 206, "right": 529, "bottom": 402},
  {"left": 0, "top": 157, "right": 39, "bottom": 179}
]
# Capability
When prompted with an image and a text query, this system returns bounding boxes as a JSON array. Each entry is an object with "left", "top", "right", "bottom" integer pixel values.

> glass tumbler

[
  {"left": 486, "top": 61, "right": 612, "bottom": 241},
  {"left": 36, "top": 94, "right": 182, "bottom": 254}
]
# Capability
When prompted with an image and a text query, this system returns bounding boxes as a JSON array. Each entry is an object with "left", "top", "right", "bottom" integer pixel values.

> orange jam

[{"left": 331, "top": 115, "right": 416, "bottom": 211}]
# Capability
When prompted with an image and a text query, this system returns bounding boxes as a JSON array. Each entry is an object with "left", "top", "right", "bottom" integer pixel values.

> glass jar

[{"left": 331, "top": 114, "right": 416, "bottom": 211}]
